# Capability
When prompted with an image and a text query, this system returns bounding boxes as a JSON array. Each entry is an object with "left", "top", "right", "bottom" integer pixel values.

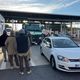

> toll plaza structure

[{"left": 0, "top": 10, "right": 80, "bottom": 37}]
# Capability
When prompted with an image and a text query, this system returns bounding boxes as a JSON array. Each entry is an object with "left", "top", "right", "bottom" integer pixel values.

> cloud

[
  {"left": 41, "top": 0, "right": 80, "bottom": 13},
  {"left": 0, "top": 0, "right": 80, "bottom": 13},
  {"left": 57, "top": 0, "right": 80, "bottom": 9},
  {"left": 0, "top": 0, "right": 48, "bottom": 13},
  {"left": 0, "top": 0, "right": 36, "bottom": 5}
]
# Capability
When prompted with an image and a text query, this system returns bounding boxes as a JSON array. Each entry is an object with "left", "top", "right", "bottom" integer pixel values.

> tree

[{"left": 5, "top": 24, "right": 12, "bottom": 29}]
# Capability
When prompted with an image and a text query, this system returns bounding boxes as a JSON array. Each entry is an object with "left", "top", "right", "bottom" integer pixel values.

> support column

[
  {"left": 77, "top": 30, "right": 80, "bottom": 39},
  {"left": 70, "top": 22, "right": 72, "bottom": 36},
  {"left": 45, "top": 21, "right": 48, "bottom": 29},
  {"left": 12, "top": 19, "right": 14, "bottom": 30},
  {"left": 12, "top": 19, "right": 17, "bottom": 31},
  {"left": 60, "top": 22, "right": 63, "bottom": 33},
  {"left": 15, "top": 20, "right": 17, "bottom": 31}
]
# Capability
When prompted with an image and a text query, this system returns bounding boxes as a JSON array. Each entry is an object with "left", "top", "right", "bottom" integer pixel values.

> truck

[
  {"left": 22, "top": 21, "right": 43, "bottom": 45},
  {"left": 0, "top": 14, "right": 5, "bottom": 36}
]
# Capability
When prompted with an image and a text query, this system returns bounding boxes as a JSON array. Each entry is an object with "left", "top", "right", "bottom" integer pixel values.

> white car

[{"left": 40, "top": 36, "right": 80, "bottom": 72}]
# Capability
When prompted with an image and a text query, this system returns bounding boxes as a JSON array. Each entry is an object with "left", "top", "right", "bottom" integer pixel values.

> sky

[{"left": 0, "top": 0, "right": 80, "bottom": 16}]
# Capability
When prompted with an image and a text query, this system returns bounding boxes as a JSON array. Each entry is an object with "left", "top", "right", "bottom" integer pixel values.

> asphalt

[
  {"left": 0, "top": 42, "right": 80, "bottom": 80},
  {"left": 0, "top": 65, "right": 80, "bottom": 80},
  {"left": 0, "top": 48, "right": 4, "bottom": 65}
]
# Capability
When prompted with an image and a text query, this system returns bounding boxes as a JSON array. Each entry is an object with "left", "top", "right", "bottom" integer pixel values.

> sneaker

[
  {"left": 19, "top": 72, "right": 24, "bottom": 75},
  {"left": 27, "top": 70, "right": 32, "bottom": 74},
  {"left": 4, "top": 60, "right": 7, "bottom": 62},
  {"left": 15, "top": 66, "right": 19, "bottom": 69},
  {"left": 10, "top": 66, "right": 14, "bottom": 69}
]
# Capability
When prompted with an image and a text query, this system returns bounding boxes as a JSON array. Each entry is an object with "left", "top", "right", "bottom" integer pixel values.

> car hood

[
  {"left": 52, "top": 48, "right": 80, "bottom": 58},
  {"left": 30, "top": 31, "right": 42, "bottom": 35}
]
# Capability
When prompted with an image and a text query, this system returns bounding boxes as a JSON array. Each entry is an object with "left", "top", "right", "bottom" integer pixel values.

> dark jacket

[
  {"left": 16, "top": 34, "right": 29, "bottom": 53},
  {"left": 0, "top": 33, "right": 8, "bottom": 47}
]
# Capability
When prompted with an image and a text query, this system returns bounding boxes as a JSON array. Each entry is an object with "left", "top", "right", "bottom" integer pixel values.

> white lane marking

[
  {"left": 30, "top": 59, "right": 35, "bottom": 66},
  {"left": 0, "top": 61, "right": 7, "bottom": 70},
  {"left": 30, "top": 58, "right": 49, "bottom": 66}
]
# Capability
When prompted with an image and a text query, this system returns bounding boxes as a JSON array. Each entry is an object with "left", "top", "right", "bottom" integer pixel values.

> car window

[
  {"left": 46, "top": 38, "right": 51, "bottom": 44},
  {"left": 52, "top": 38, "right": 78, "bottom": 48},
  {"left": 45, "top": 38, "right": 52, "bottom": 48},
  {"left": 42, "top": 39, "right": 46, "bottom": 44}
]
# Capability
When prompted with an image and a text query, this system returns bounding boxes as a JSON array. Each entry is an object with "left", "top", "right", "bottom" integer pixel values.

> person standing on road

[
  {"left": 16, "top": 29, "right": 31, "bottom": 75},
  {"left": 5, "top": 31, "right": 19, "bottom": 68},
  {"left": 0, "top": 30, "right": 8, "bottom": 62}
]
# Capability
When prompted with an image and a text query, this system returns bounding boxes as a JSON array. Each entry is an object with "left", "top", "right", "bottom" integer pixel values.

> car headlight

[
  {"left": 39, "top": 37, "right": 42, "bottom": 39},
  {"left": 57, "top": 55, "right": 70, "bottom": 62}
]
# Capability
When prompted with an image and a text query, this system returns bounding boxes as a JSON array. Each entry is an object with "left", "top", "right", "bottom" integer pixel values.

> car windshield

[
  {"left": 25, "top": 25, "right": 41, "bottom": 31},
  {"left": 52, "top": 38, "right": 78, "bottom": 48}
]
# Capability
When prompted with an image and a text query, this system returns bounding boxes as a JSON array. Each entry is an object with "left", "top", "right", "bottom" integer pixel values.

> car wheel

[
  {"left": 37, "top": 42, "right": 40, "bottom": 45},
  {"left": 50, "top": 56, "right": 56, "bottom": 69},
  {"left": 40, "top": 46, "right": 44, "bottom": 55}
]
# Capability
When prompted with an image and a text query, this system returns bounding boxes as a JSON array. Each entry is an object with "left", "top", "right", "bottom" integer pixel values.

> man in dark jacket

[
  {"left": 0, "top": 30, "right": 8, "bottom": 62},
  {"left": 16, "top": 29, "right": 31, "bottom": 75}
]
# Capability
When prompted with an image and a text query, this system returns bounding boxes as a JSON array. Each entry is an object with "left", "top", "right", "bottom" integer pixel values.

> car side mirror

[
  {"left": 46, "top": 44, "right": 52, "bottom": 48},
  {"left": 78, "top": 44, "right": 80, "bottom": 47}
]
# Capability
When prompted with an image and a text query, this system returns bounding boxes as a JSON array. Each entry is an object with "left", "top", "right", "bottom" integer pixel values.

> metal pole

[
  {"left": 60, "top": 22, "right": 63, "bottom": 33},
  {"left": 70, "top": 22, "right": 72, "bottom": 36},
  {"left": 12, "top": 19, "right": 14, "bottom": 30}
]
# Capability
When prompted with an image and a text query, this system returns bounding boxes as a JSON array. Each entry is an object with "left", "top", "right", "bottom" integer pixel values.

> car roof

[{"left": 46, "top": 36, "right": 70, "bottom": 40}]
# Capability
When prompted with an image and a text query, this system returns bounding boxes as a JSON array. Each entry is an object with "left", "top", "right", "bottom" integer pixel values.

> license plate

[{"left": 75, "top": 64, "right": 80, "bottom": 67}]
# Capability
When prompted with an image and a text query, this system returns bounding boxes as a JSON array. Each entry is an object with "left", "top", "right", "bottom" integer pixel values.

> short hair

[
  {"left": 19, "top": 29, "right": 25, "bottom": 34},
  {"left": 3, "top": 30, "right": 7, "bottom": 34}
]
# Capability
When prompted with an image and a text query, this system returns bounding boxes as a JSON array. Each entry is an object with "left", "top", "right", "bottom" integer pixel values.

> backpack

[{"left": 16, "top": 34, "right": 29, "bottom": 53}]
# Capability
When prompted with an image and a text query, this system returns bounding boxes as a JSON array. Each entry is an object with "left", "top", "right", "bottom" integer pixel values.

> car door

[
  {"left": 44, "top": 38, "right": 52, "bottom": 60},
  {"left": 41, "top": 38, "right": 47, "bottom": 55}
]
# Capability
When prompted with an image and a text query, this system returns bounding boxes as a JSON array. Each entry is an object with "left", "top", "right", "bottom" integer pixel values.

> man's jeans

[
  {"left": 18, "top": 55, "right": 30, "bottom": 72},
  {"left": 2, "top": 46, "right": 7, "bottom": 61},
  {"left": 8, "top": 54, "right": 19, "bottom": 67}
]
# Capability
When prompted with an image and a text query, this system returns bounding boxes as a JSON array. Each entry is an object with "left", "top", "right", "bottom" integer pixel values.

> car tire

[
  {"left": 50, "top": 56, "right": 56, "bottom": 69},
  {"left": 40, "top": 46, "right": 44, "bottom": 55},
  {"left": 37, "top": 42, "right": 40, "bottom": 45}
]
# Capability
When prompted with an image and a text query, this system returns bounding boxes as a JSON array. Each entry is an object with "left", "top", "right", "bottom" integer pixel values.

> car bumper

[
  {"left": 56, "top": 60, "right": 80, "bottom": 72},
  {"left": 32, "top": 35, "right": 42, "bottom": 44}
]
